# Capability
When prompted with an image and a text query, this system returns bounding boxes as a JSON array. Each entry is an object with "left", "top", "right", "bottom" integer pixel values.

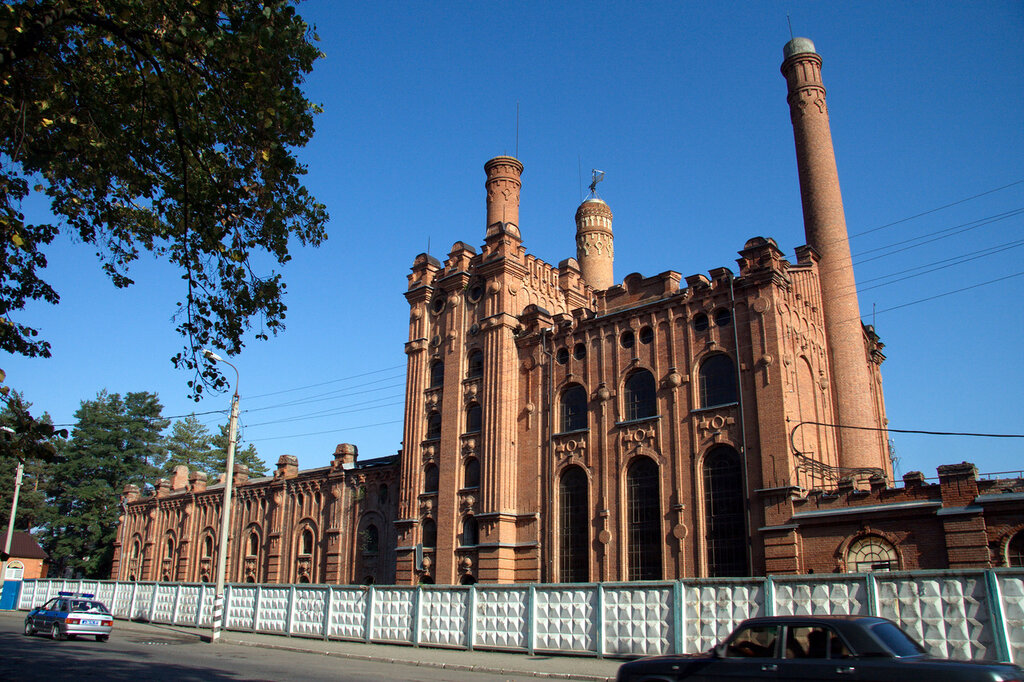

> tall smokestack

[
  {"left": 484, "top": 156, "right": 523, "bottom": 240},
  {"left": 781, "top": 38, "right": 883, "bottom": 473}
]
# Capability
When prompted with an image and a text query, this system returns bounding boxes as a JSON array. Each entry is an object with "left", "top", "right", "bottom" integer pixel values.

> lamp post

[
  {"left": 1, "top": 426, "right": 22, "bottom": 580},
  {"left": 202, "top": 349, "right": 240, "bottom": 643}
]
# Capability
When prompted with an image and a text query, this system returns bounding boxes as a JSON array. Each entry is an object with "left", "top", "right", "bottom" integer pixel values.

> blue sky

[{"left": 5, "top": 1, "right": 1023, "bottom": 480}]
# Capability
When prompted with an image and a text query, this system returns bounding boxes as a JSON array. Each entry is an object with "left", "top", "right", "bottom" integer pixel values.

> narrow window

[
  {"left": 301, "top": 528, "right": 314, "bottom": 556},
  {"left": 429, "top": 360, "right": 444, "bottom": 389},
  {"left": 461, "top": 516, "right": 479, "bottom": 546},
  {"left": 626, "top": 457, "right": 662, "bottom": 580},
  {"left": 464, "top": 458, "right": 480, "bottom": 488},
  {"left": 467, "top": 350, "right": 483, "bottom": 379},
  {"left": 203, "top": 535, "right": 213, "bottom": 559},
  {"left": 559, "top": 466, "right": 589, "bottom": 582},
  {"left": 248, "top": 531, "right": 259, "bottom": 557},
  {"left": 560, "top": 384, "right": 588, "bottom": 432},
  {"left": 426, "top": 411, "right": 441, "bottom": 440},
  {"left": 699, "top": 354, "right": 737, "bottom": 408},
  {"left": 423, "top": 463, "right": 439, "bottom": 493},
  {"left": 624, "top": 370, "right": 657, "bottom": 421},
  {"left": 422, "top": 518, "right": 437, "bottom": 548},
  {"left": 703, "top": 446, "right": 747, "bottom": 577},
  {"left": 363, "top": 524, "right": 380, "bottom": 554},
  {"left": 466, "top": 403, "right": 482, "bottom": 433},
  {"left": 166, "top": 537, "right": 174, "bottom": 559}
]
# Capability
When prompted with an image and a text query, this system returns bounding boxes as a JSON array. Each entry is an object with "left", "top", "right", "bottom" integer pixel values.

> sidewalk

[{"left": 4, "top": 610, "right": 621, "bottom": 681}]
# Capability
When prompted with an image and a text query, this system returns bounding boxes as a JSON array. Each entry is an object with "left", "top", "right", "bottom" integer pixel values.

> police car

[{"left": 23, "top": 591, "right": 114, "bottom": 641}]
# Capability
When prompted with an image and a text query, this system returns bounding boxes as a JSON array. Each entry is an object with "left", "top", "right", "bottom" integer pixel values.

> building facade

[
  {"left": 111, "top": 446, "right": 398, "bottom": 585},
  {"left": 114, "top": 38, "right": 1024, "bottom": 586}
]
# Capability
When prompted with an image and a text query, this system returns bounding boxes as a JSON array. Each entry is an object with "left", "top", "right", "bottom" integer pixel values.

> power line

[{"left": 794, "top": 420, "right": 1024, "bottom": 439}]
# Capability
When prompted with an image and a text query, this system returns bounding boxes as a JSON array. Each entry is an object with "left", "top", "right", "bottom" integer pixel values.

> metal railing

[{"left": 17, "top": 569, "right": 1024, "bottom": 663}]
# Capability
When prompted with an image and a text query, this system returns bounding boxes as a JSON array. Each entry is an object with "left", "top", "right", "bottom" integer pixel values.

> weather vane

[{"left": 588, "top": 169, "right": 605, "bottom": 196}]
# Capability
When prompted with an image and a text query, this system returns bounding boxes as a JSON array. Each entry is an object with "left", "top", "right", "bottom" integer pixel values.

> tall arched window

[
  {"left": 132, "top": 538, "right": 141, "bottom": 560},
  {"left": 846, "top": 535, "right": 899, "bottom": 572},
  {"left": 165, "top": 537, "right": 174, "bottom": 560},
  {"left": 300, "top": 528, "right": 314, "bottom": 556},
  {"left": 1008, "top": 531, "right": 1024, "bottom": 567},
  {"left": 423, "top": 463, "right": 439, "bottom": 493},
  {"left": 699, "top": 354, "right": 737, "bottom": 408},
  {"left": 464, "top": 458, "right": 480, "bottom": 488},
  {"left": 203, "top": 535, "right": 214, "bottom": 559},
  {"left": 626, "top": 457, "right": 662, "bottom": 580},
  {"left": 422, "top": 518, "right": 437, "bottom": 548},
  {"left": 560, "top": 384, "right": 588, "bottom": 432},
  {"left": 703, "top": 446, "right": 747, "bottom": 577},
  {"left": 363, "top": 524, "right": 380, "bottom": 554},
  {"left": 461, "top": 516, "right": 479, "bottom": 546},
  {"left": 467, "top": 350, "right": 483, "bottom": 379},
  {"left": 429, "top": 360, "right": 444, "bottom": 389},
  {"left": 624, "top": 370, "right": 657, "bottom": 421},
  {"left": 466, "top": 403, "right": 482, "bottom": 433},
  {"left": 248, "top": 530, "right": 260, "bottom": 557},
  {"left": 426, "top": 411, "right": 441, "bottom": 440},
  {"left": 559, "top": 466, "right": 589, "bottom": 583}
]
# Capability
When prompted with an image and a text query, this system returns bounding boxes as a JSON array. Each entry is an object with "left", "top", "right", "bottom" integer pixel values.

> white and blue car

[{"left": 23, "top": 591, "right": 114, "bottom": 641}]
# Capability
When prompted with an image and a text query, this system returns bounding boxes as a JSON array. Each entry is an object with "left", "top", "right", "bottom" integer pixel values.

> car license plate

[{"left": 83, "top": 620, "right": 100, "bottom": 625}]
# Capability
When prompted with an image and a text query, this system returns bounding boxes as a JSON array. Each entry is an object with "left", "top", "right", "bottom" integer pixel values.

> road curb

[{"left": 223, "top": 636, "right": 615, "bottom": 681}]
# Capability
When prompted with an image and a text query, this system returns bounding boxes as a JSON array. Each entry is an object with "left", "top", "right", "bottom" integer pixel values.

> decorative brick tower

[
  {"left": 782, "top": 38, "right": 887, "bottom": 474},
  {"left": 575, "top": 197, "right": 614, "bottom": 290}
]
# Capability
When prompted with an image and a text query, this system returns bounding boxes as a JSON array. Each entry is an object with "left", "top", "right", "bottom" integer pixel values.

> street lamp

[
  {"left": 202, "top": 349, "right": 240, "bottom": 644},
  {"left": 1, "top": 426, "right": 22, "bottom": 580}
]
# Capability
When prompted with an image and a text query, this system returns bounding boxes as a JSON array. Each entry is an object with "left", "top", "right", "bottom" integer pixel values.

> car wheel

[
  {"left": 96, "top": 635, "right": 108, "bottom": 642},
  {"left": 50, "top": 623, "right": 66, "bottom": 641},
  {"left": 24, "top": 620, "right": 35, "bottom": 636}
]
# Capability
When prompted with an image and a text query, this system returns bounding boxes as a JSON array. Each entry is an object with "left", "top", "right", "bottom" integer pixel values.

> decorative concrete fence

[{"left": 18, "top": 569, "right": 1023, "bottom": 663}]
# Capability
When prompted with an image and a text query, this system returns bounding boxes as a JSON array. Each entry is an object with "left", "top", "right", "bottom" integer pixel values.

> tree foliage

[
  {"left": 39, "top": 390, "right": 167, "bottom": 577},
  {"left": 0, "top": 392, "right": 56, "bottom": 533},
  {"left": 0, "top": 0, "right": 328, "bottom": 395},
  {"left": 163, "top": 413, "right": 217, "bottom": 476}
]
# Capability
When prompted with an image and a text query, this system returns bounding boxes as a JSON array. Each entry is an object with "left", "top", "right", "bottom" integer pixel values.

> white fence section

[{"left": 16, "top": 569, "right": 1023, "bottom": 663}]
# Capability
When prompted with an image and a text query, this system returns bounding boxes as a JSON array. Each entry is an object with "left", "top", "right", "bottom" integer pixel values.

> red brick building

[{"left": 114, "top": 38, "right": 1024, "bottom": 586}]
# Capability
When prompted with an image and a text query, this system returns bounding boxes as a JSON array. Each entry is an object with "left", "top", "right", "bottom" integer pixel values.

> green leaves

[{"left": 1, "top": 0, "right": 329, "bottom": 397}]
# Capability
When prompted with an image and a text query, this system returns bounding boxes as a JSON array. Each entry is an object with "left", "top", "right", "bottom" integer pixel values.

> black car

[{"left": 616, "top": 615, "right": 1024, "bottom": 681}]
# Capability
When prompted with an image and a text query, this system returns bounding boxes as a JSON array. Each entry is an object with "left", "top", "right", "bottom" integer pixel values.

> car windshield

[
  {"left": 870, "top": 621, "right": 926, "bottom": 657},
  {"left": 70, "top": 600, "right": 110, "bottom": 614}
]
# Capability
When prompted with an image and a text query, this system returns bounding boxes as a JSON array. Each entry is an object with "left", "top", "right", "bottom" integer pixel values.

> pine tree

[
  {"left": 0, "top": 393, "right": 55, "bottom": 534},
  {"left": 39, "top": 390, "right": 168, "bottom": 578},
  {"left": 163, "top": 415, "right": 217, "bottom": 477},
  {"left": 211, "top": 422, "right": 269, "bottom": 478}
]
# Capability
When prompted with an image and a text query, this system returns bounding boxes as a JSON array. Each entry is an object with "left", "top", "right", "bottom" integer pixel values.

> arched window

[
  {"left": 363, "top": 524, "right": 380, "bottom": 554},
  {"left": 699, "top": 354, "right": 737, "bottom": 408},
  {"left": 1008, "top": 532, "right": 1024, "bottom": 567},
  {"left": 560, "top": 384, "right": 588, "bottom": 432},
  {"left": 626, "top": 457, "right": 662, "bottom": 580},
  {"left": 248, "top": 530, "right": 260, "bottom": 557},
  {"left": 165, "top": 537, "right": 174, "bottom": 559},
  {"left": 846, "top": 535, "right": 899, "bottom": 572},
  {"left": 559, "top": 466, "right": 589, "bottom": 583},
  {"left": 203, "top": 535, "right": 214, "bottom": 559},
  {"left": 461, "top": 516, "right": 479, "bottom": 546},
  {"left": 703, "top": 446, "right": 747, "bottom": 577},
  {"left": 300, "top": 528, "right": 314, "bottom": 556},
  {"left": 4, "top": 560, "right": 24, "bottom": 581},
  {"left": 467, "top": 350, "right": 483, "bottom": 379},
  {"left": 464, "top": 458, "right": 480, "bottom": 488},
  {"left": 624, "top": 370, "right": 657, "bottom": 421},
  {"left": 422, "top": 518, "right": 437, "bottom": 548},
  {"left": 423, "top": 463, "right": 439, "bottom": 493},
  {"left": 131, "top": 538, "right": 141, "bottom": 560},
  {"left": 425, "top": 411, "right": 441, "bottom": 440},
  {"left": 429, "top": 360, "right": 444, "bottom": 389},
  {"left": 466, "top": 403, "right": 482, "bottom": 433}
]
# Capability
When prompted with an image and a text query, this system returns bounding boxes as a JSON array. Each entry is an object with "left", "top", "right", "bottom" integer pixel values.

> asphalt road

[{"left": 0, "top": 611, "right": 561, "bottom": 681}]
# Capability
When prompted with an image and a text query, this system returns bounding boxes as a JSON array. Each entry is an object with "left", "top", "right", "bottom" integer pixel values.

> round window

[
  {"left": 556, "top": 348, "right": 570, "bottom": 365},
  {"left": 693, "top": 313, "right": 709, "bottom": 332},
  {"left": 639, "top": 326, "right": 654, "bottom": 344},
  {"left": 714, "top": 308, "right": 732, "bottom": 327},
  {"left": 620, "top": 330, "right": 635, "bottom": 349},
  {"left": 430, "top": 295, "right": 446, "bottom": 314},
  {"left": 467, "top": 283, "right": 484, "bottom": 303},
  {"left": 573, "top": 343, "right": 587, "bottom": 360}
]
